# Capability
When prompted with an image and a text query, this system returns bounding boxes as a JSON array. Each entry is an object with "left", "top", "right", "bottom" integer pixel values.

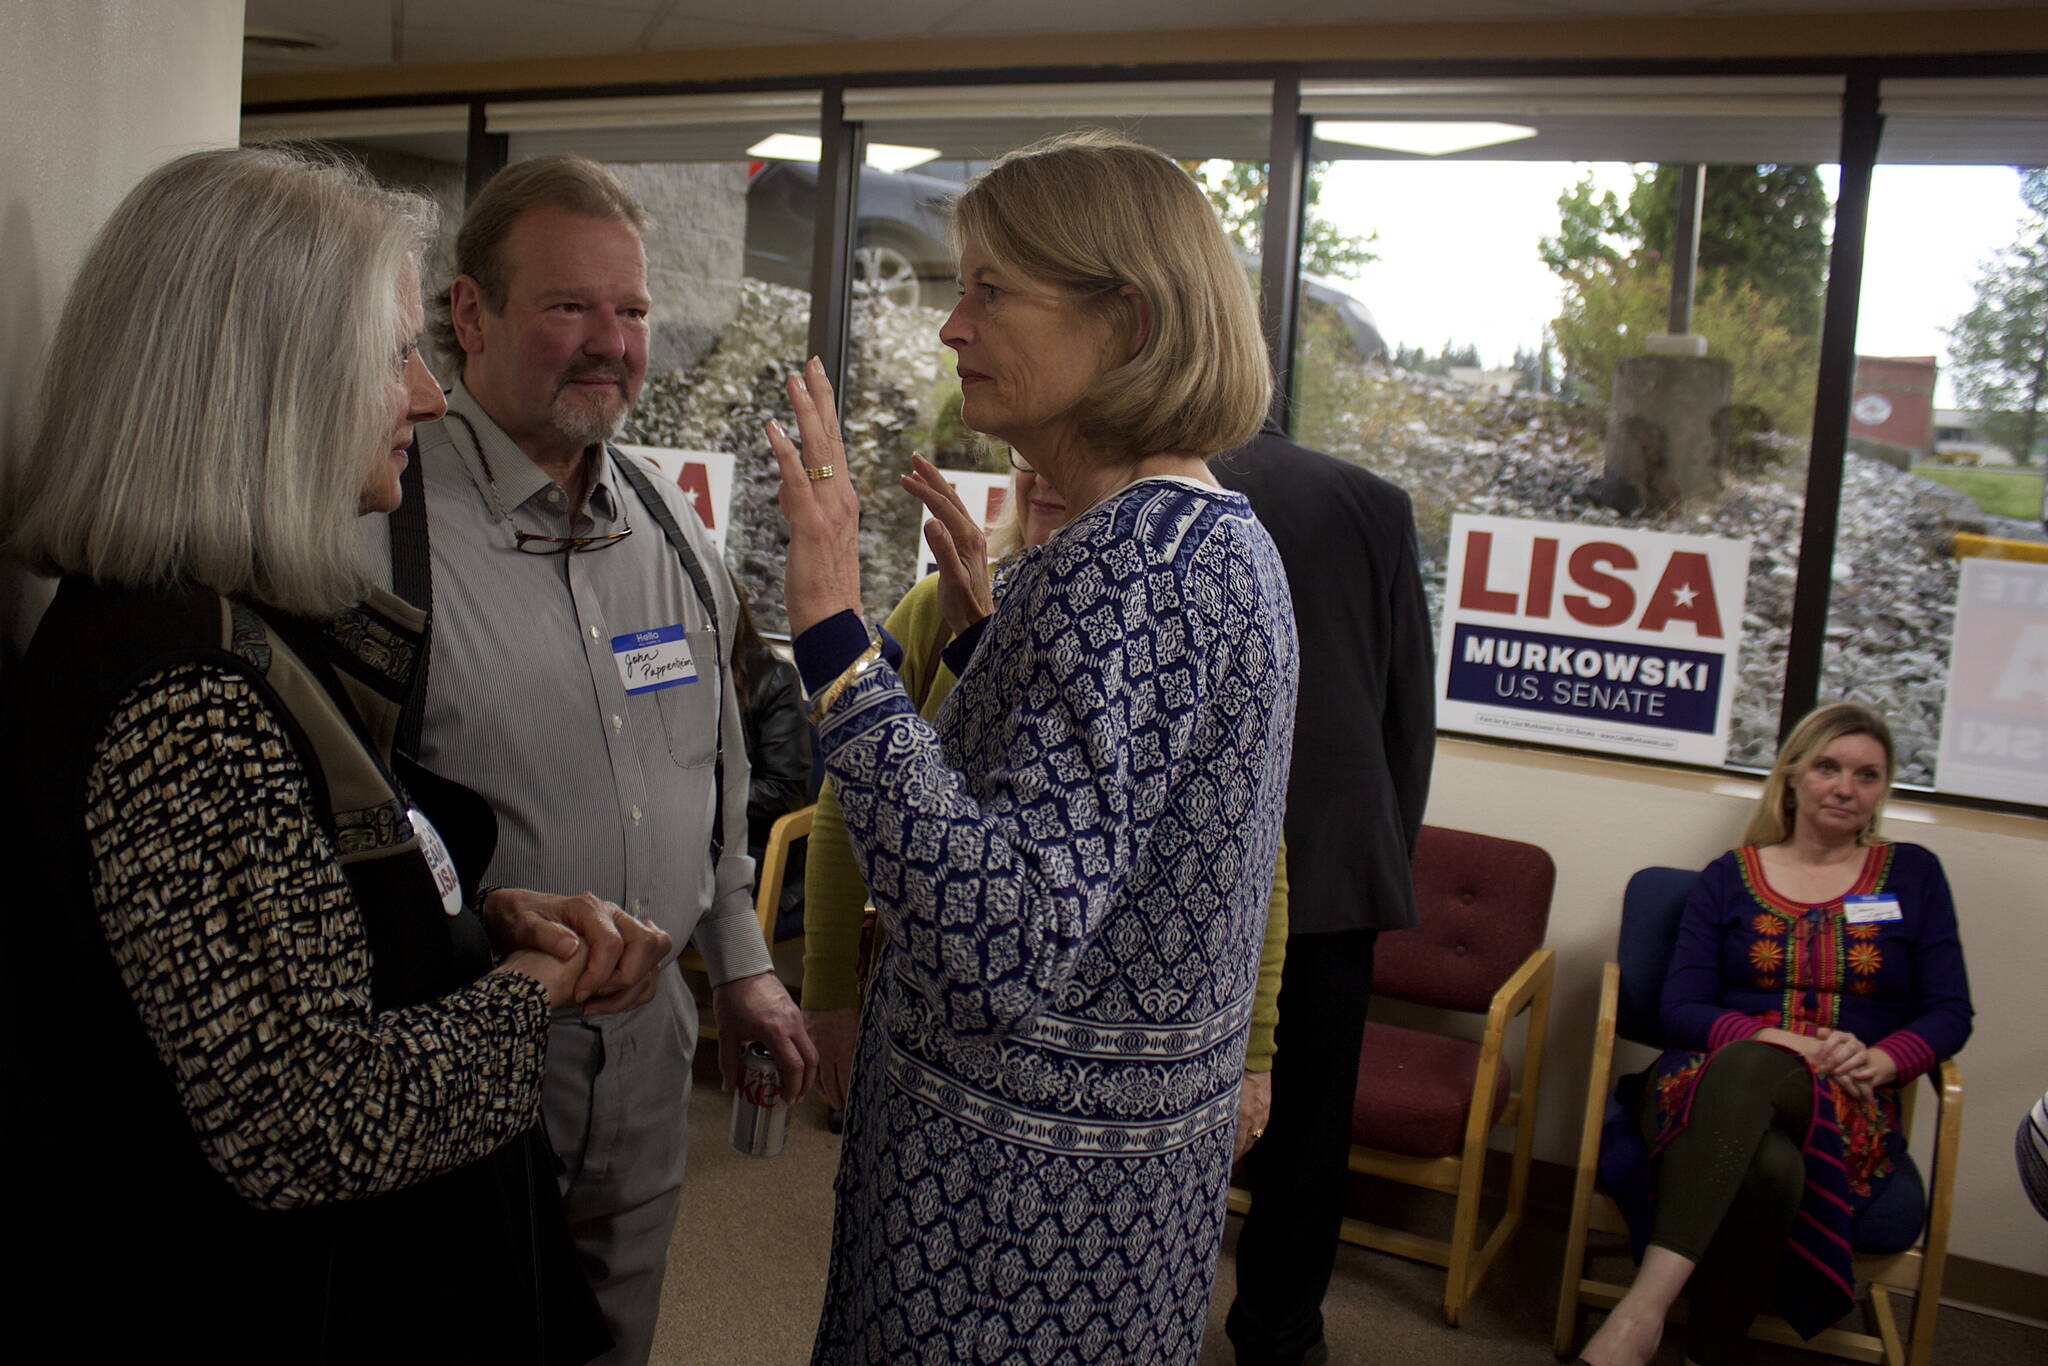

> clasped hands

[
  {"left": 1796, "top": 1026, "right": 1899, "bottom": 1102},
  {"left": 485, "top": 888, "right": 672, "bottom": 1015},
  {"left": 488, "top": 888, "right": 819, "bottom": 1103}
]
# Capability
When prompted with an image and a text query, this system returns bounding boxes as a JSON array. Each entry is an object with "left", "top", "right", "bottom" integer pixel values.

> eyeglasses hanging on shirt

[{"left": 444, "top": 411, "right": 635, "bottom": 556}]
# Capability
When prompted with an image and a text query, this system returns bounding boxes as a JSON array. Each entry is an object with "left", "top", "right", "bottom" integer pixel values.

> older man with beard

[{"left": 367, "top": 154, "right": 815, "bottom": 1366}]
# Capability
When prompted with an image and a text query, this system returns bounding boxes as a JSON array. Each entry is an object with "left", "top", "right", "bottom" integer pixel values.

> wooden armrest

[
  {"left": 1573, "top": 962, "right": 1623, "bottom": 1180},
  {"left": 752, "top": 802, "right": 817, "bottom": 937},
  {"left": 1486, "top": 947, "right": 1557, "bottom": 1036}
]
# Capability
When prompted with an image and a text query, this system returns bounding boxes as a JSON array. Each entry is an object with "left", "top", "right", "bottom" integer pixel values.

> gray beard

[{"left": 550, "top": 390, "right": 629, "bottom": 448}]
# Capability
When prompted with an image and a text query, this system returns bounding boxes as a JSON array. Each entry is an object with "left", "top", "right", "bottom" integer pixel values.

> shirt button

[
  {"left": 589, "top": 625, "right": 601, "bottom": 640},
  {"left": 547, "top": 488, "right": 565, "bottom": 507},
  {"left": 630, "top": 805, "right": 643, "bottom": 823},
  {"left": 611, "top": 714, "right": 623, "bottom": 730}
]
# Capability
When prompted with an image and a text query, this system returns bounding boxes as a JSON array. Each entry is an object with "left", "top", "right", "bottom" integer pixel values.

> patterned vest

[{"left": 3, "top": 579, "right": 602, "bottom": 1364}]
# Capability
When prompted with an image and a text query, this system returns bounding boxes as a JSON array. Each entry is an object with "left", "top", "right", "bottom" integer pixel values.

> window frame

[{"left": 242, "top": 48, "right": 2048, "bottom": 818}]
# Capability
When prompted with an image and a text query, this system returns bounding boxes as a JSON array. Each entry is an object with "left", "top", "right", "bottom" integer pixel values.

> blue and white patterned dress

[{"left": 810, "top": 477, "right": 1299, "bottom": 1365}]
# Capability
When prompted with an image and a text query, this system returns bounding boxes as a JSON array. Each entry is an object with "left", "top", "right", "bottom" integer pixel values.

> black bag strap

[
  {"left": 611, "top": 446, "right": 726, "bottom": 863},
  {"left": 389, "top": 439, "right": 433, "bottom": 761}
]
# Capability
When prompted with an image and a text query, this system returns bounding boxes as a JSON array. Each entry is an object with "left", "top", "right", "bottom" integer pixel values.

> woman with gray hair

[
  {"left": 2, "top": 147, "right": 615, "bottom": 1362},
  {"left": 769, "top": 131, "right": 1299, "bottom": 1364}
]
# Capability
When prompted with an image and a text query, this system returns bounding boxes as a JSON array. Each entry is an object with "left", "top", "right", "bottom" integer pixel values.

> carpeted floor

[{"left": 652, "top": 1052, "right": 2045, "bottom": 1364}]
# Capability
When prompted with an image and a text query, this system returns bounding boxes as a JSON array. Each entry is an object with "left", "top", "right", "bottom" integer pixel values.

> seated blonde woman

[{"left": 1586, "top": 702, "right": 1972, "bottom": 1366}]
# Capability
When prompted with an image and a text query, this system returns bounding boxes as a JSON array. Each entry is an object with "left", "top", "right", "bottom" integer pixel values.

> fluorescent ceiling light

[
  {"left": 746, "top": 133, "right": 941, "bottom": 171},
  {"left": 1317, "top": 121, "right": 1538, "bottom": 156},
  {"left": 865, "top": 142, "right": 944, "bottom": 172}
]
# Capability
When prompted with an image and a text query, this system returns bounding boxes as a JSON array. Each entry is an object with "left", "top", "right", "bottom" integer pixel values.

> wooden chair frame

[
  {"left": 1553, "top": 960, "right": 1965, "bottom": 1366},
  {"left": 686, "top": 803, "right": 815, "bottom": 1041},
  {"left": 1234, "top": 944, "right": 1556, "bottom": 1326}
]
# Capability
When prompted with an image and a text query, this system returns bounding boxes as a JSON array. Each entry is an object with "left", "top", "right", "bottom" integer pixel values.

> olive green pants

[{"left": 1640, "top": 1039, "right": 1813, "bottom": 1366}]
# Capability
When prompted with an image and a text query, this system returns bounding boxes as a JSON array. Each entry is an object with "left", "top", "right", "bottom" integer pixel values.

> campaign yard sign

[
  {"left": 1936, "top": 557, "right": 2048, "bottom": 806},
  {"left": 1438, "top": 514, "right": 1750, "bottom": 765},
  {"left": 916, "top": 469, "right": 1014, "bottom": 579},
  {"left": 615, "top": 444, "right": 735, "bottom": 556}
]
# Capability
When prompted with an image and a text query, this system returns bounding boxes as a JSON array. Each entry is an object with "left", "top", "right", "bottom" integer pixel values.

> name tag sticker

[
  {"left": 613, "top": 624, "right": 698, "bottom": 695},
  {"left": 1843, "top": 894, "right": 1903, "bottom": 924},
  {"left": 408, "top": 807, "right": 465, "bottom": 916}
]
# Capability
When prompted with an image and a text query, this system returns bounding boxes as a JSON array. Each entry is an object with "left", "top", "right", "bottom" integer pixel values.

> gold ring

[{"left": 804, "top": 464, "right": 835, "bottom": 481}]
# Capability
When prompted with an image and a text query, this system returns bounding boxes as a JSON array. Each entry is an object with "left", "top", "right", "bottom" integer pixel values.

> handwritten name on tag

[
  {"left": 613, "top": 624, "right": 698, "bottom": 695},
  {"left": 1843, "top": 894, "right": 1903, "bottom": 924}
]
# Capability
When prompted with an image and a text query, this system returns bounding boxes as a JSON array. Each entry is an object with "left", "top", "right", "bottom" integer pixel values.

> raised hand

[
  {"left": 765, "top": 357, "right": 863, "bottom": 635},
  {"left": 903, "top": 452, "right": 996, "bottom": 639}
]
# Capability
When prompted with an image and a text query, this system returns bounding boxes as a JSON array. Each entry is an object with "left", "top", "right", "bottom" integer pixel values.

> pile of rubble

[
  {"left": 625, "top": 283, "right": 967, "bottom": 637},
  {"left": 628, "top": 285, "right": 1973, "bottom": 783}
]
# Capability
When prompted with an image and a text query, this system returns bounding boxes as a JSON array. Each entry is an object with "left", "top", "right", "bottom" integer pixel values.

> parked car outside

[
  {"left": 744, "top": 160, "right": 1385, "bottom": 365},
  {"left": 744, "top": 159, "right": 957, "bottom": 310}
]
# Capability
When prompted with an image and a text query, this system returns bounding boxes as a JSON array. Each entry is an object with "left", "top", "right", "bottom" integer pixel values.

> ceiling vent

[{"left": 244, "top": 28, "right": 333, "bottom": 54}]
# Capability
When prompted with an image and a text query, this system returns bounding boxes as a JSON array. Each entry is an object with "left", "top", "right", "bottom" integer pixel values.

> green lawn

[{"left": 1913, "top": 465, "right": 2045, "bottom": 520}]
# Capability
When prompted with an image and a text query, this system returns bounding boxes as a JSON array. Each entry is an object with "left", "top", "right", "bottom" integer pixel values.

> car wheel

[{"left": 853, "top": 238, "right": 923, "bottom": 310}]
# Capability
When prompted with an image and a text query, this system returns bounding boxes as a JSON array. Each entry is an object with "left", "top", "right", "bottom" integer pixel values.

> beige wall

[
  {"left": 0, "top": 0, "right": 245, "bottom": 657},
  {"left": 1425, "top": 736, "right": 2048, "bottom": 1277}
]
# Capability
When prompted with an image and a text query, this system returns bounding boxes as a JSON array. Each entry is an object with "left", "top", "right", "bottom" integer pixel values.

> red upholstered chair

[{"left": 1343, "top": 824, "right": 1558, "bottom": 1325}]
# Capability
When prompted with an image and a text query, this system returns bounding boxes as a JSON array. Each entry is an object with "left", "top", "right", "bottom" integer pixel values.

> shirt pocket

[{"left": 649, "top": 656, "right": 719, "bottom": 769}]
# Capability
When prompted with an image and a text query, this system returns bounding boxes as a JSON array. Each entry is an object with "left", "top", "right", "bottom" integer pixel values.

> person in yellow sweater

[{"left": 800, "top": 455, "right": 1289, "bottom": 1149}]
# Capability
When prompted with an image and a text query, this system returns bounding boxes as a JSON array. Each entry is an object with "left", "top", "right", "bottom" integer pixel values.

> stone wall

[{"left": 612, "top": 161, "right": 747, "bottom": 374}]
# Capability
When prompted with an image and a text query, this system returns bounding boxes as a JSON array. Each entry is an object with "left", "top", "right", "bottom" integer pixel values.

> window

[
  {"left": 1836, "top": 77, "right": 2048, "bottom": 801},
  {"left": 1295, "top": 77, "right": 1843, "bottom": 769},
  {"left": 241, "top": 60, "right": 2048, "bottom": 812}
]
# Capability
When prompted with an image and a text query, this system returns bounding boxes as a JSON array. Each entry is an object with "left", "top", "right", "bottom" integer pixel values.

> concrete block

[{"left": 1597, "top": 353, "right": 1733, "bottom": 513}]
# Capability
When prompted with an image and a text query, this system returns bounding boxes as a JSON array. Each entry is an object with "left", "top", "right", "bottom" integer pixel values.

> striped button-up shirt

[{"left": 364, "top": 380, "right": 767, "bottom": 1005}]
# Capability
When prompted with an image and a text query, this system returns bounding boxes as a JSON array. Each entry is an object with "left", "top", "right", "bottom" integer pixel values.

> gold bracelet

[{"left": 808, "top": 633, "right": 884, "bottom": 724}]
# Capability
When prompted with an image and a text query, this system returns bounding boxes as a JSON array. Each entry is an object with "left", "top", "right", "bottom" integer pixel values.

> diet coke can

[{"left": 729, "top": 1042, "right": 790, "bottom": 1158}]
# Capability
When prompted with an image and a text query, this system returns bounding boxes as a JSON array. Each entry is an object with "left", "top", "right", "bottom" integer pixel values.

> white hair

[{"left": 4, "top": 145, "right": 436, "bottom": 616}]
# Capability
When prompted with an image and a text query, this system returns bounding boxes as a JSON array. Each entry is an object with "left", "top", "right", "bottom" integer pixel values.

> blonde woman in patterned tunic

[
  {"left": 1, "top": 147, "right": 667, "bottom": 1363},
  {"left": 767, "top": 131, "right": 1299, "bottom": 1364}
]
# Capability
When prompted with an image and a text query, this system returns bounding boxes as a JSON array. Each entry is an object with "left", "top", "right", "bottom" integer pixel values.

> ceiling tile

[
  {"left": 640, "top": 14, "right": 860, "bottom": 49},
  {"left": 403, "top": 1, "right": 650, "bottom": 62},
  {"left": 652, "top": 0, "right": 980, "bottom": 42},
  {"left": 1282, "top": 0, "right": 1564, "bottom": 20},
  {"left": 930, "top": 0, "right": 1304, "bottom": 36},
  {"left": 407, "top": 0, "right": 650, "bottom": 34},
  {"left": 245, "top": 0, "right": 401, "bottom": 67}
]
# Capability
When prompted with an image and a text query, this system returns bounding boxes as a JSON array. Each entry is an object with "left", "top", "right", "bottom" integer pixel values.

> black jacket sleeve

[{"left": 744, "top": 655, "right": 815, "bottom": 851}]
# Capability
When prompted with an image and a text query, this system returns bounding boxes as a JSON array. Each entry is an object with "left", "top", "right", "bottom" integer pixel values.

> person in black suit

[{"left": 1213, "top": 421, "right": 1437, "bottom": 1366}]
